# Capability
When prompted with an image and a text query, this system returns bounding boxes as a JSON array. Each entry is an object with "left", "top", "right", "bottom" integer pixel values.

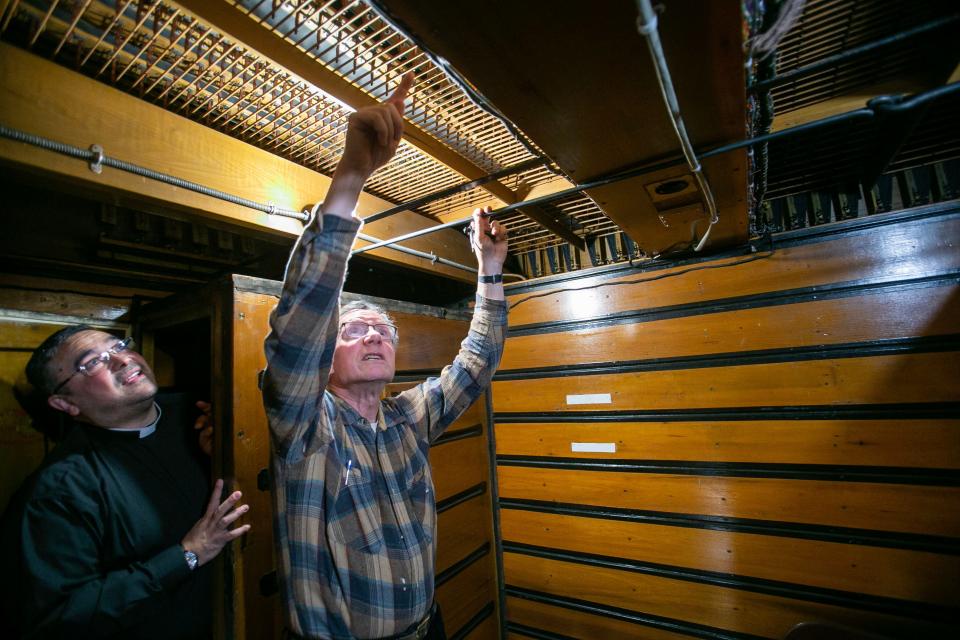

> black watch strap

[{"left": 478, "top": 273, "right": 503, "bottom": 284}]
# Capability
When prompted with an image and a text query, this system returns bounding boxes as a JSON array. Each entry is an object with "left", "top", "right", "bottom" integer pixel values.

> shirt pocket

[{"left": 330, "top": 470, "right": 384, "bottom": 554}]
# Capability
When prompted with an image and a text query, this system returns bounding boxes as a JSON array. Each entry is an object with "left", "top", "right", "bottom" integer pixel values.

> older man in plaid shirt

[{"left": 262, "top": 73, "right": 508, "bottom": 640}]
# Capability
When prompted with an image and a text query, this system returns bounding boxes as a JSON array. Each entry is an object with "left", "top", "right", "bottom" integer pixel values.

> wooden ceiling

[{"left": 0, "top": 0, "right": 957, "bottom": 287}]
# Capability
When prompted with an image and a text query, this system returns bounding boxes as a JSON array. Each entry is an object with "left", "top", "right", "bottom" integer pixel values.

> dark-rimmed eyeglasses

[
  {"left": 339, "top": 321, "right": 398, "bottom": 341},
  {"left": 51, "top": 337, "right": 137, "bottom": 395}
]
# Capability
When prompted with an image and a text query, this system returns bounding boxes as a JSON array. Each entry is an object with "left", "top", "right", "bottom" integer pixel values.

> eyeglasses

[
  {"left": 339, "top": 321, "right": 398, "bottom": 341},
  {"left": 51, "top": 337, "right": 137, "bottom": 394}
]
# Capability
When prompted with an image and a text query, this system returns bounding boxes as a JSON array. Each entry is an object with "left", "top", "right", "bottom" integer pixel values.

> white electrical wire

[{"left": 635, "top": 0, "right": 719, "bottom": 252}]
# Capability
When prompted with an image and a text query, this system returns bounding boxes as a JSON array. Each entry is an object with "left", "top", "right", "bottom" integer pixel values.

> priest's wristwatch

[{"left": 183, "top": 548, "right": 199, "bottom": 571}]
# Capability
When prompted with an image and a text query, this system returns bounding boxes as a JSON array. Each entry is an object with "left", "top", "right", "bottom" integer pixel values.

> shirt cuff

[
  {"left": 322, "top": 213, "right": 362, "bottom": 234},
  {"left": 149, "top": 545, "right": 192, "bottom": 591},
  {"left": 475, "top": 294, "right": 508, "bottom": 320}
]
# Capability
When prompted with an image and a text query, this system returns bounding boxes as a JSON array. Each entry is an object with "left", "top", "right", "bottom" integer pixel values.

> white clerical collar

[{"left": 107, "top": 402, "right": 161, "bottom": 438}]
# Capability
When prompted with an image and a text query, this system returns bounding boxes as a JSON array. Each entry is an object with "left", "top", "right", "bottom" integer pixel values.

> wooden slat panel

[
  {"left": 392, "top": 313, "right": 468, "bottom": 372},
  {"left": 437, "top": 495, "right": 490, "bottom": 575},
  {"left": 503, "top": 553, "right": 951, "bottom": 638},
  {"left": 501, "top": 510, "right": 959, "bottom": 606},
  {"left": 506, "top": 596, "right": 693, "bottom": 640},
  {"left": 436, "top": 555, "right": 495, "bottom": 637},
  {"left": 500, "top": 284, "right": 960, "bottom": 370},
  {"left": 432, "top": 433, "right": 488, "bottom": 503},
  {"left": 494, "top": 420, "right": 960, "bottom": 468},
  {"left": 0, "top": 275, "right": 146, "bottom": 322},
  {"left": 504, "top": 214, "right": 960, "bottom": 327},
  {"left": 491, "top": 352, "right": 960, "bottom": 413},
  {"left": 497, "top": 466, "right": 960, "bottom": 536}
]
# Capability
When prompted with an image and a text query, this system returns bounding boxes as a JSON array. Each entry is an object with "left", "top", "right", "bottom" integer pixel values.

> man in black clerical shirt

[{"left": 0, "top": 325, "right": 250, "bottom": 639}]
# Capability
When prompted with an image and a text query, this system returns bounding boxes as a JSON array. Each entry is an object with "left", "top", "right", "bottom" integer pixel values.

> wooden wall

[{"left": 493, "top": 203, "right": 960, "bottom": 639}]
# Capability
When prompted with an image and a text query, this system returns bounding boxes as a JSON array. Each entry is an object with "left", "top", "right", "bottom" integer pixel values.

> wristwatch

[
  {"left": 478, "top": 273, "right": 503, "bottom": 284},
  {"left": 183, "top": 549, "right": 199, "bottom": 571}
]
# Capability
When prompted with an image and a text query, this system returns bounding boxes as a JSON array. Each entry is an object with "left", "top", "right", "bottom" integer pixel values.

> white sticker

[
  {"left": 571, "top": 442, "right": 617, "bottom": 453},
  {"left": 565, "top": 393, "right": 612, "bottom": 405}
]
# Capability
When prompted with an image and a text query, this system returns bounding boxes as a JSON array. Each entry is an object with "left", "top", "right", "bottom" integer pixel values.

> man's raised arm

[
  {"left": 262, "top": 74, "right": 412, "bottom": 457},
  {"left": 395, "top": 206, "right": 509, "bottom": 443}
]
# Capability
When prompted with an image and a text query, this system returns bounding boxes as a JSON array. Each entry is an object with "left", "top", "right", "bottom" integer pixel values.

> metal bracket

[{"left": 88, "top": 144, "right": 104, "bottom": 174}]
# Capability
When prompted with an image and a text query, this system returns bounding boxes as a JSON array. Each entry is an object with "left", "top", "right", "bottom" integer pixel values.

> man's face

[
  {"left": 48, "top": 330, "right": 158, "bottom": 421},
  {"left": 329, "top": 309, "right": 397, "bottom": 388}
]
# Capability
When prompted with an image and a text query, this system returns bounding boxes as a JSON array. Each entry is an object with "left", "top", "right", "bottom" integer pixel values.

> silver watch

[{"left": 183, "top": 549, "right": 199, "bottom": 571}]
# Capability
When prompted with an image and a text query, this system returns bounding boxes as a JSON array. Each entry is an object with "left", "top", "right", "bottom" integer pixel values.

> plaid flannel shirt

[{"left": 262, "top": 213, "right": 506, "bottom": 639}]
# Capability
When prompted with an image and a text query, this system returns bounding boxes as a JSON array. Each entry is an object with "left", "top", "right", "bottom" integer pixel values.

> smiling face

[
  {"left": 46, "top": 330, "right": 159, "bottom": 427},
  {"left": 329, "top": 308, "right": 397, "bottom": 390}
]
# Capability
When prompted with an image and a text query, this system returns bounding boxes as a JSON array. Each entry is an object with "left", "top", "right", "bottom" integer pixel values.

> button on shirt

[{"left": 262, "top": 213, "right": 506, "bottom": 640}]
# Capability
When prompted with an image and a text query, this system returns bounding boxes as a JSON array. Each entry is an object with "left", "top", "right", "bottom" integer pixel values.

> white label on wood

[
  {"left": 571, "top": 442, "right": 617, "bottom": 453},
  {"left": 565, "top": 393, "right": 612, "bottom": 405}
]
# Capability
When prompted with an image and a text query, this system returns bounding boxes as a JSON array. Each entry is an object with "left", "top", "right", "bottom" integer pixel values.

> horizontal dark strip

[
  {"left": 499, "top": 499, "right": 960, "bottom": 555},
  {"left": 503, "top": 542, "right": 958, "bottom": 622},
  {"left": 449, "top": 602, "right": 495, "bottom": 640},
  {"left": 504, "top": 622, "right": 576, "bottom": 640},
  {"left": 436, "top": 542, "right": 489, "bottom": 588},
  {"left": 392, "top": 369, "right": 442, "bottom": 383},
  {"left": 505, "top": 587, "right": 764, "bottom": 640},
  {"left": 433, "top": 424, "right": 482, "bottom": 446},
  {"left": 436, "top": 482, "right": 486, "bottom": 514},
  {"left": 496, "top": 456, "right": 960, "bottom": 486},
  {"left": 504, "top": 204, "right": 960, "bottom": 296},
  {"left": 494, "top": 402, "right": 960, "bottom": 422},
  {"left": 506, "top": 272, "right": 960, "bottom": 338},
  {"left": 493, "top": 334, "right": 960, "bottom": 380}
]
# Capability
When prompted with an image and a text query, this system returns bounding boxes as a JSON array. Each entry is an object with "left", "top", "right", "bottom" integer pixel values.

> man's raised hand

[
  {"left": 337, "top": 72, "right": 413, "bottom": 180},
  {"left": 471, "top": 206, "right": 509, "bottom": 271}
]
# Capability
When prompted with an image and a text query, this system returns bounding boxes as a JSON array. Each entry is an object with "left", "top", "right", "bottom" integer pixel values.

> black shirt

[{"left": 0, "top": 394, "right": 212, "bottom": 639}]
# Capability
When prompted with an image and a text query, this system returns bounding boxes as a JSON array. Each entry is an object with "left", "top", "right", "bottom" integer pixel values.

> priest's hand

[{"left": 181, "top": 479, "right": 250, "bottom": 567}]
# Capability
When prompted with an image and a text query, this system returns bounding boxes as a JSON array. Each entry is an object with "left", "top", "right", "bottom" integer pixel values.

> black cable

[{"left": 508, "top": 235, "right": 776, "bottom": 310}]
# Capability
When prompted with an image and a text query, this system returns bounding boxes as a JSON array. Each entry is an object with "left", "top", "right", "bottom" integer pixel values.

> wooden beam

[{"left": 0, "top": 42, "right": 478, "bottom": 281}]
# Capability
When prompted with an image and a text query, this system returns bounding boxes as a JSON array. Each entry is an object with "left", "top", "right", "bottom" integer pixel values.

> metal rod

[
  {"left": 356, "top": 233, "right": 475, "bottom": 274},
  {"left": 352, "top": 82, "right": 960, "bottom": 256},
  {"left": 0, "top": 124, "right": 308, "bottom": 221},
  {"left": 362, "top": 157, "right": 547, "bottom": 224},
  {"left": 635, "top": 0, "right": 718, "bottom": 251},
  {"left": 752, "top": 14, "right": 960, "bottom": 94}
]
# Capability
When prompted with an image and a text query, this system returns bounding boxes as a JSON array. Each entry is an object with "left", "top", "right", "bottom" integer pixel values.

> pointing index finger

[{"left": 386, "top": 72, "right": 414, "bottom": 115}]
